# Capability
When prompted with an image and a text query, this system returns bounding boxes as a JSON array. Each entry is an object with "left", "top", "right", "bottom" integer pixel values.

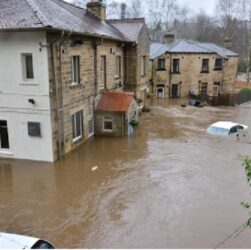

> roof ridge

[
  {"left": 107, "top": 23, "right": 130, "bottom": 41},
  {"left": 25, "top": 0, "right": 51, "bottom": 27},
  {"left": 108, "top": 18, "right": 145, "bottom": 23}
]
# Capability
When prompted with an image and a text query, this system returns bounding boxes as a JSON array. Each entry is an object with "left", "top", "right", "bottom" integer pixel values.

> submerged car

[
  {"left": 207, "top": 121, "right": 248, "bottom": 136},
  {"left": 0, "top": 233, "right": 54, "bottom": 249}
]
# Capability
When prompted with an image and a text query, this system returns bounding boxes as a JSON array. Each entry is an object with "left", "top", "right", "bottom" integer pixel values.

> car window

[
  {"left": 207, "top": 126, "right": 229, "bottom": 136},
  {"left": 229, "top": 126, "right": 238, "bottom": 135}
]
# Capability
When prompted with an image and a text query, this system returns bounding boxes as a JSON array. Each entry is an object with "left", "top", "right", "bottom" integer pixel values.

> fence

[{"left": 209, "top": 93, "right": 251, "bottom": 106}]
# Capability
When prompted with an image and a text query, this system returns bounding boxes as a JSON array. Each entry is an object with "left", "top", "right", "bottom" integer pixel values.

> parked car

[
  {"left": 0, "top": 233, "right": 54, "bottom": 249},
  {"left": 207, "top": 121, "right": 248, "bottom": 136}
]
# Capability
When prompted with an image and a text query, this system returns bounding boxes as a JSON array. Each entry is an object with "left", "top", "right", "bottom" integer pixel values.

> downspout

[
  {"left": 169, "top": 53, "right": 172, "bottom": 98},
  {"left": 50, "top": 30, "right": 64, "bottom": 160}
]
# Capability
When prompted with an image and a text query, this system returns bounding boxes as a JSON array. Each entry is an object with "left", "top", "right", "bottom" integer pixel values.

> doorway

[
  {"left": 156, "top": 85, "right": 165, "bottom": 99},
  {"left": 171, "top": 84, "right": 179, "bottom": 98}
]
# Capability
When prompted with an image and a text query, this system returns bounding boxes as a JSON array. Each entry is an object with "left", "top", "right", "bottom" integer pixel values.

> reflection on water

[{"left": 0, "top": 100, "right": 251, "bottom": 248}]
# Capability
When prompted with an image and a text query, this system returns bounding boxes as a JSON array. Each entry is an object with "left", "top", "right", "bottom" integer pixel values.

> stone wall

[
  {"left": 151, "top": 53, "right": 239, "bottom": 98},
  {"left": 46, "top": 32, "right": 129, "bottom": 160},
  {"left": 125, "top": 24, "right": 150, "bottom": 103},
  {"left": 95, "top": 111, "right": 124, "bottom": 137}
]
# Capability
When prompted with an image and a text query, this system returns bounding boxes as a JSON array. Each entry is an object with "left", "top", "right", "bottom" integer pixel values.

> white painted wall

[{"left": 0, "top": 31, "right": 54, "bottom": 162}]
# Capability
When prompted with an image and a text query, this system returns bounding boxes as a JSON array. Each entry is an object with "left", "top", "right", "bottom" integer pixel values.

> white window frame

[
  {"left": 115, "top": 55, "right": 121, "bottom": 78},
  {"left": 21, "top": 53, "right": 34, "bottom": 81},
  {"left": 103, "top": 117, "right": 113, "bottom": 132},
  {"left": 72, "top": 111, "right": 83, "bottom": 142},
  {"left": 71, "top": 56, "right": 80, "bottom": 85},
  {"left": 141, "top": 56, "right": 146, "bottom": 76}
]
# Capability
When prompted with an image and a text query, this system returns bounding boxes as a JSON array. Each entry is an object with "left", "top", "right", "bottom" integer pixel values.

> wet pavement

[{"left": 1, "top": 100, "right": 251, "bottom": 248}]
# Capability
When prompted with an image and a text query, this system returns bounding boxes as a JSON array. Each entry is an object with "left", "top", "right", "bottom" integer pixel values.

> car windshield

[{"left": 207, "top": 126, "right": 229, "bottom": 136}]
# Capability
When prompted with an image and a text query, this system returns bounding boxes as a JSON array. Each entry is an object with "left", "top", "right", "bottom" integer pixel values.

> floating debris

[{"left": 92, "top": 166, "right": 98, "bottom": 172}]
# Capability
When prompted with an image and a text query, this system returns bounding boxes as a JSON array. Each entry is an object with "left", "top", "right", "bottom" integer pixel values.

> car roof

[
  {"left": 0, "top": 233, "right": 40, "bottom": 249},
  {"left": 210, "top": 121, "right": 245, "bottom": 130}
]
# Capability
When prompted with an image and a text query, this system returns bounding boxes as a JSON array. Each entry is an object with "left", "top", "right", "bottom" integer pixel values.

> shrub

[{"left": 240, "top": 88, "right": 251, "bottom": 95}]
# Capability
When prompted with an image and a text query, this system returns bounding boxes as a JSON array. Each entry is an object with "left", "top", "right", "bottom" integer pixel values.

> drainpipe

[
  {"left": 169, "top": 53, "right": 172, "bottom": 97},
  {"left": 50, "top": 31, "right": 64, "bottom": 160}
]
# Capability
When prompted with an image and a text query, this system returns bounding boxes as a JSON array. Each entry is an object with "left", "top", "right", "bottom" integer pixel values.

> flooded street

[{"left": 1, "top": 100, "right": 251, "bottom": 248}]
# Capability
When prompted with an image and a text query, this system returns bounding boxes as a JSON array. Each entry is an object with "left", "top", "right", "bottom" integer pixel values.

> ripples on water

[{"left": 0, "top": 101, "right": 251, "bottom": 248}]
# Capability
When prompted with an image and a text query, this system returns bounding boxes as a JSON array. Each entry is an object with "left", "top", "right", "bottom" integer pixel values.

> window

[
  {"left": 0, "top": 121, "right": 10, "bottom": 149},
  {"left": 115, "top": 56, "right": 121, "bottom": 78},
  {"left": 22, "top": 54, "right": 34, "bottom": 80},
  {"left": 172, "top": 59, "right": 180, "bottom": 73},
  {"left": 71, "top": 56, "right": 80, "bottom": 85},
  {"left": 103, "top": 117, "right": 113, "bottom": 132},
  {"left": 214, "top": 59, "right": 223, "bottom": 70},
  {"left": 157, "top": 59, "right": 165, "bottom": 70},
  {"left": 201, "top": 59, "right": 209, "bottom": 73},
  {"left": 72, "top": 111, "right": 83, "bottom": 141},
  {"left": 141, "top": 56, "right": 146, "bottom": 76},
  {"left": 200, "top": 82, "right": 208, "bottom": 96}
]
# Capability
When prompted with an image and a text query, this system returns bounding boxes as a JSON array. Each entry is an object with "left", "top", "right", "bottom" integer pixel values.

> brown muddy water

[{"left": 1, "top": 100, "right": 251, "bottom": 248}]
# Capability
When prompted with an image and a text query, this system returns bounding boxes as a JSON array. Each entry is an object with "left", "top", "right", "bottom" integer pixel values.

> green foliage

[
  {"left": 241, "top": 156, "right": 251, "bottom": 228},
  {"left": 240, "top": 88, "right": 251, "bottom": 95},
  {"left": 130, "top": 118, "right": 139, "bottom": 127}
]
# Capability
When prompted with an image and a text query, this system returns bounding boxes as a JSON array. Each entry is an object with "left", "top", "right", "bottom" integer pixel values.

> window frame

[
  {"left": 172, "top": 59, "right": 180, "bottom": 74},
  {"left": 103, "top": 117, "right": 113, "bottom": 132},
  {"left": 141, "top": 56, "right": 147, "bottom": 76},
  {"left": 0, "top": 120, "right": 10, "bottom": 150},
  {"left": 214, "top": 58, "right": 223, "bottom": 71},
  {"left": 21, "top": 53, "right": 34, "bottom": 81},
  {"left": 71, "top": 56, "right": 80, "bottom": 85},
  {"left": 201, "top": 58, "right": 209, "bottom": 73},
  {"left": 72, "top": 110, "right": 83, "bottom": 142},
  {"left": 115, "top": 55, "right": 122, "bottom": 79},
  {"left": 157, "top": 58, "right": 166, "bottom": 71}
]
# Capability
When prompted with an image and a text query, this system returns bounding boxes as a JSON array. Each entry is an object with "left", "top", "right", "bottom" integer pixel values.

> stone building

[
  {"left": 95, "top": 91, "right": 138, "bottom": 137},
  {"left": 0, "top": 0, "right": 149, "bottom": 162},
  {"left": 150, "top": 34, "right": 239, "bottom": 99}
]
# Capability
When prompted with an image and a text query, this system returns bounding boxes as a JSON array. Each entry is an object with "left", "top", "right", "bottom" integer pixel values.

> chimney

[
  {"left": 223, "top": 37, "right": 232, "bottom": 49},
  {"left": 121, "top": 3, "right": 126, "bottom": 19},
  {"left": 87, "top": 0, "right": 106, "bottom": 21},
  {"left": 163, "top": 32, "right": 176, "bottom": 44}
]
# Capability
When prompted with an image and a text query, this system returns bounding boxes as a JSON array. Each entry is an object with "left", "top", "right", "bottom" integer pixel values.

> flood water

[{"left": 1, "top": 100, "right": 251, "bottom": 248}]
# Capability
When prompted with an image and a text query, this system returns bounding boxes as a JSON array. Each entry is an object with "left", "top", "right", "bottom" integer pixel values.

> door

[
  {"left": 200, "top": 82, "right": 208, "bottom": 96},
  {"left": 100, "top": 56, "right": 107, "bottom": 90},
  {"left": 171, "top": 84, "right": 179, "bottom": 98},
  {"left": 157, "top": 87, "right": 165, "bottom": 99}
]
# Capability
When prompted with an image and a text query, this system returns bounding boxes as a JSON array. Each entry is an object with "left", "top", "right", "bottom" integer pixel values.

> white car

[
  {"left": 0, "top": 233, "right": 54, "bottom": 249},
  {"left": 207, "top": 121, "right": 248, "bottom": 136}
]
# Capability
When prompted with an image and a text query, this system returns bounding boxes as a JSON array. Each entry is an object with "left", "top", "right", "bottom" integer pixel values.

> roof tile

[{"left": 96, "top": 91, "right": 135, "bottom": 112}]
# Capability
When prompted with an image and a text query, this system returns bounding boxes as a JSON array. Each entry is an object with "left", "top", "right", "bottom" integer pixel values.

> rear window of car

[{"left": 207, "top": 126, "right": 229, "bottom": 136}]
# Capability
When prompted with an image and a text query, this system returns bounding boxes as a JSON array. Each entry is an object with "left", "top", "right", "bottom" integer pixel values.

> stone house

[
  {"left": 108, "top": 19, "right": 150, "bottom": 105},
  {"left": 95, "top": 91, "right": 138, "bottom": 137},
  {"left": 150, "top": 34, "right": 239, "bottom": 99},
  {"left": 0, "top": 0, "right": 149, "bottom": 162}
]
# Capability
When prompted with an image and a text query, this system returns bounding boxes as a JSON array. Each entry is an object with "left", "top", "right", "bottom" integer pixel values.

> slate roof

[
  {"left": 150, "top": 39, "right": 239, "bottom": 59},
  {"left": 96, "top": 91, "right": 134, "bottom": 112},
  {"left": 108, "top": 18, "right": 145, "bottom": 43},
  {"left": 0, "top": 0, "right": 127, "bottom": 41}
]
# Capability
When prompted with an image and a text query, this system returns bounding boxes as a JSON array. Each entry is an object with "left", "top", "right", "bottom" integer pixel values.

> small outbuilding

[{"left": 95, "top": 91, "right": 139, "bottom": 137}]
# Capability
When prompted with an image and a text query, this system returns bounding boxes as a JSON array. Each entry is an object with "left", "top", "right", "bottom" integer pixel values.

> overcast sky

[
  {"left": 177, "top": 0, "right": 217, "bottom": 15},
  {"left": 67, "top": 0, "right": 218, "bottom": 16}
]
